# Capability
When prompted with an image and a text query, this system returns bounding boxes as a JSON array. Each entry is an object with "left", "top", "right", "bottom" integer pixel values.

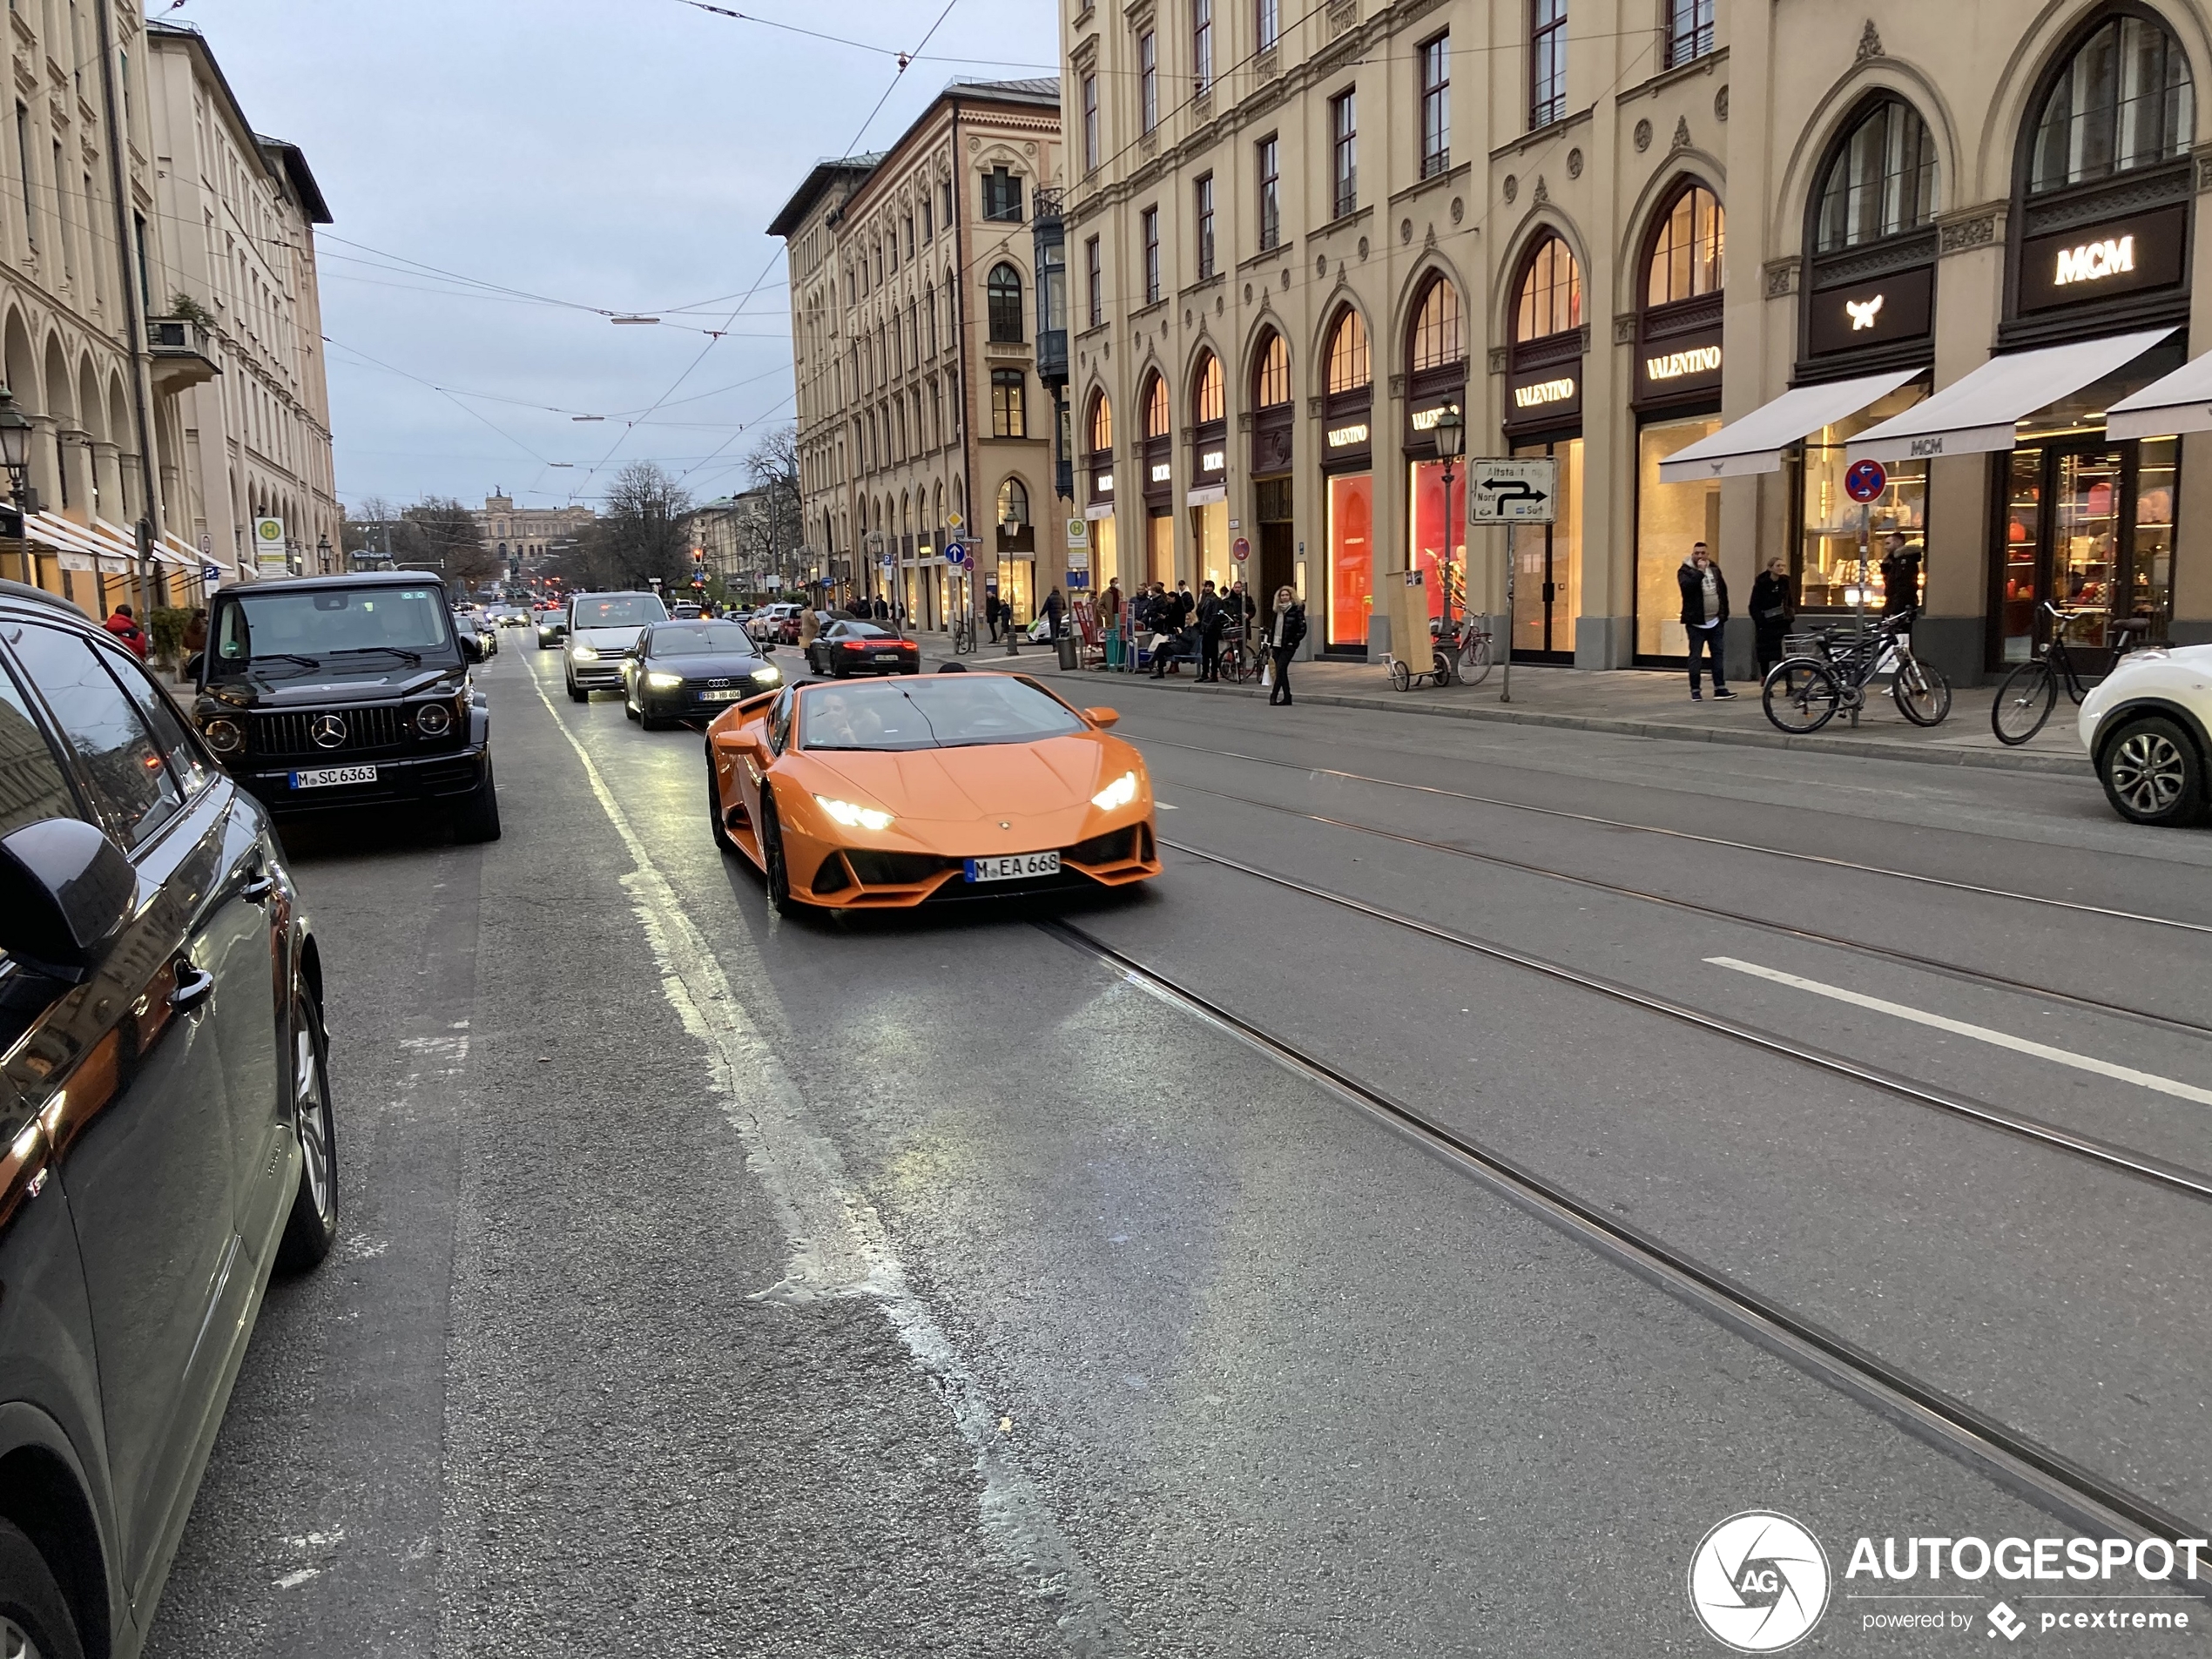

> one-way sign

[{"left": 1468, "top": 458, "right": 1559, "bottom": 524}]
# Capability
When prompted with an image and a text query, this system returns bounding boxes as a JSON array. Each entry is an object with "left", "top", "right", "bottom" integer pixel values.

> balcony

[{"left": 146, "top": 317, "right": 220, "bottom": 394}]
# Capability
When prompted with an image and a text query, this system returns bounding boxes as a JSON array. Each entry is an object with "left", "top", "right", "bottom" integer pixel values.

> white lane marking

[
  {"left": 273, "top": 1568, "right": 320, "bottom": 1590},
  {"left": 527, "top": 664, "right": 1123, "bottom": 1653},
  {"left": 1705, "top": 955, "right": 2212, "bottom": 1108}
]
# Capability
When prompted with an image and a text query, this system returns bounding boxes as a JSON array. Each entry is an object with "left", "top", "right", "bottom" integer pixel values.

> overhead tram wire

[{"left": 672, "top": 0, "right": 1053, "bottom": 71}]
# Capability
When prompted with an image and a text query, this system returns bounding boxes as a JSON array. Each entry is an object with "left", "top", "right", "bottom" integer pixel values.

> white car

[
  {"left": 2078, "top": 641, "right": 2212, "bottom": 826},
  {"left": 563, "top": 590, "right": 670, "bottom": 701}
]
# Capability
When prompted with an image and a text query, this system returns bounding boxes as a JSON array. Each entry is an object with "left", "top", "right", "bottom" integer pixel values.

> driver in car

[{"left": 806, "top": 690, "right": 889, "bottom": 749}]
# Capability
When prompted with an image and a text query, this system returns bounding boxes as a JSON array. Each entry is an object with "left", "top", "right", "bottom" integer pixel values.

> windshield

[
  {"left": 212, "top": 586, "right": 455, "bottom": 671},
  {"left": 571, "top": 595, "right": 668, "bottom": 629},
  {"left": 797, "top": 677, "right": 1085, "bottom": 752},
  {"left": 833, "top": 622, "right": 891, "bottom": 637},
  {"left": 648, "top": 622, "right": 757, "bottom": 656}
]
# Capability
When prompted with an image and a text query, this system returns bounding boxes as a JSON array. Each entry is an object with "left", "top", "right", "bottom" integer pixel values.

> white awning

[
  {"left": 1847, "top": 328, "right": 2176, "bottom": 463},
  {"left": 2107, "top": 348, "right": 2212, "bottom": 441},
  {"left": 1656, "top": 368, "right": 1923, "bottom": 482}
]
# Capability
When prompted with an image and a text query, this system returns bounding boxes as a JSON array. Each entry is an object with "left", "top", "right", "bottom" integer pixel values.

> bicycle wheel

[
  {"left": 1892, "top": 657, "right": 1952, "bottom": 726},
  {"left": 1389, "top": 658, "right": 1411, "bottom": 691},
  {"left": 1763, "top": 660, "right": 1840, "bottom": 734},
  {"left": 1991, "top": 659, "right": 2056, "bottom": 745},
  {"left": 1460, "top": 633, "right": 1494, "bottom": 686}
]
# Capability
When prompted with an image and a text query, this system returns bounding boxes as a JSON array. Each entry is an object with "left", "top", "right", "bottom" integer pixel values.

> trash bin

[{"left": 1055, "top": 631, "right": 1079, "bottom": 671}]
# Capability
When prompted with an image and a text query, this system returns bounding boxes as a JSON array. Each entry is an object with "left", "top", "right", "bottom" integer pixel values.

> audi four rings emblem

[{"left": 311, "top": 713, "right": 348, "bottom": 750}]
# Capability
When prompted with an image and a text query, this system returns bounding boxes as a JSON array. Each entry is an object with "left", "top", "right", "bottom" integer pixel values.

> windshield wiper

[
  {"left": 246, "top": 653, "right": 323, "bottom": 674},
  {"left": 330, "top": 645, "right": 423, "bottom": 664}
]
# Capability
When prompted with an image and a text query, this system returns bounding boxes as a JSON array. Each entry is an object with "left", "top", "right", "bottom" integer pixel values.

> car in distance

[
  {"left": 2079, "top": 641, "right": 2212, "bottom": 826},
  {"left": 186, "top": 570, "right": 501, "bottom": 841},
  {"left": 671, "top": 601, "right": 704, "bottom": 620},
  {"left": 0, "top": 577, "right": 337, "bottom": 1659},
  {"left": 564, "top": 590, "right": 668, "bottom": 702},
  {"left": 452, "top": 608, "right": 498, "bottom": 662},
  {"left": 621, "top": 618, "right": 782, "bottom": 729},
  {"left": 535, "top": 604, "right": 567, "bottom": 650},
  {"left": 704, "top": 672, "right": 1159, "bottom": 914},
  {"left": 749, "top": 602, "right": 803, "bottom": 646},
  {"left": 805, "top": 619, "right": 921, "bottom": 678}
]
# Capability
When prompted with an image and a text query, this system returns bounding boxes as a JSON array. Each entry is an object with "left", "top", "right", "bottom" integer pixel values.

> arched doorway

[
  {"left": 1139, "top": 369, "right": 1171, "bottom": 584},
  {"left": 1319, "top": 304, "right": 1372, "bottom": 651},
  {"left": 1083, "top": 388, "right": 1117, "bottom": 590},
  {"left": 1188, "top": 350, "right": 1228, "bottom": 585},
  {"left": 1249, "top": 330, "right": 1294, "bottom": 604},
  {"left": 1403, "top": 273, "right": 1467, "bottom": 634},
  {"left": 1505, "top": 233, "right": 1586, "bottom": 660}
]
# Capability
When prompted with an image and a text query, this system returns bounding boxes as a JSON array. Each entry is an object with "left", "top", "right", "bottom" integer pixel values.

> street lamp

[
  {"left": 0, "top": 388, "right": 34, "bottom": 515},
  {"left": 316, "top": 533, "right": 332, "bottom": 574},
  {"left": 1432, "top": 402, "right": 1464, "bottom": 658}
]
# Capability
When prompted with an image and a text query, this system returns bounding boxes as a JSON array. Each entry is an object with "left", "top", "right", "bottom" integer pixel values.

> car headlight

[
  {"left": 752, "top": 663, "right": 782, "bottom": 685},
  {"left": 416, "top": 701, "right": 453, "bottom": 737},
  {"left": 1091, "top": 770, "right": 1139, "bottom": 811},
  {"left": 201, "top": 715, "right": 244, "bottom": 755},
  {"left": 813, "top": 795, "right": 894, "bottom": 832},
  {"left": 646, "top": 671, "right": 684, "bottom": 690},
  {"left": 570, "top": 644, "right": 600, "bottom": 663}
]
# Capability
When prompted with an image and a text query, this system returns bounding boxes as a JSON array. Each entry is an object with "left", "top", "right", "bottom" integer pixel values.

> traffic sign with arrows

[{"left": 1468, "top": 459, "right": 1559, "bottom": 524}]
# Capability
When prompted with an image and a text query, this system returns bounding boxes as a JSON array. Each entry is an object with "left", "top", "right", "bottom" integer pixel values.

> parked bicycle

[
  {"left": 1218, "top": 624, "right": 1264, "bottom": 684},
  {"left": 1762, "top": 612, "right": 1952, "bottom": 733},
  {"left": 950, "top": 615, "right": 975, "bottom": 655},
  {"left": 1388, "top": 613, "right": 1494, "bottom": 691},
  {"left": 1989, "top": 602, "right": 2152, "bottom": 745}
]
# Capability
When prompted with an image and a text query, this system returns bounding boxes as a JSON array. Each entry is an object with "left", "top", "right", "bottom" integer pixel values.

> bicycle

[
  {"left": 1218, "top": 626, "right": 1264, "bottom": 685},
  {"left": 1761, "top": 612, "right": 1952, "bottom": 734},
  {"left": 1989, "top": 602, "right": 2152, "bottom": 745},
  {"left": 1388, "top": 614, "right": 1494, "bottom": 691},
  {"left": 950, "top": 615, "right": 975, "bottom": 655}
]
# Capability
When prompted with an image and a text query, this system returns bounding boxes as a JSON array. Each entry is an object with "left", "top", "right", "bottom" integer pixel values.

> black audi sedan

[
  {"left": 188, "top": 570, "right": 499, "bottom": 841},
  {"left": 0, "top": 577, "right": 336, "bottom": 1659},
  {"left": 804, "top": 619, "right": 921, "bottom": 678},
  {"left": 620, "top": 618, "right": 783, "bottom": 728}
]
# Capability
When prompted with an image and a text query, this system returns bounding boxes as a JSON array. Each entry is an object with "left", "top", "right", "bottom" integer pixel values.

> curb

[{"left": 948, "top": 655, "right": 2090, "bottom": 779}]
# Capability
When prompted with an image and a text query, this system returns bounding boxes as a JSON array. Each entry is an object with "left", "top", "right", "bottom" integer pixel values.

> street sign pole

[
  {"left": 1843, "top": 459, "right": 1890, "bottom": 685},
  {"left": 1502, "top": 516, "right": 1515, "bottom": 705}
]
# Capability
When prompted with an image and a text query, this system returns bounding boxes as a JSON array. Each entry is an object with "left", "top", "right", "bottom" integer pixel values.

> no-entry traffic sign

[{"left": 1844, "top": 459, "right": 1888, "bottom": 503}]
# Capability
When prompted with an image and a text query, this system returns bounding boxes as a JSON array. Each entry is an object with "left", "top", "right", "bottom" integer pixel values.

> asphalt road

[{"left": 143, "top": 640, "right": 2212, "bottom": 1658}]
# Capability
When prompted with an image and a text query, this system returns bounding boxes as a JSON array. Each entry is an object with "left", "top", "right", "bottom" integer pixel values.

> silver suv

[{"left": 563, "top": 590, "right": 669, "bottom": 701}]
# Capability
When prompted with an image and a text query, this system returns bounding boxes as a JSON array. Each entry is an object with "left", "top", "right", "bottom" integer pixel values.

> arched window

[
  {"left": 1142, "top": 371, "right": 1170, "bottom": 438},
  {"left": 1514, "top": 234, "right": 1583, "bottom": 341},
  {"left": 1253, "top": 331, "right": 1290, "bottom": 407},
  {"left": 1088, "top": 390, "right": 1113, "bottom": 451},
  {"left": 1325, "top": 307, "right": 1370, "bottom": 394},
  {"left": 1191, "top": 351, "right": 1224, "bottom": 422},
  {"left": 1814, "top": 99, "right": 1939, "bottom": 250},
  {"left": 987, "top": 262, "right": 1024, "bottom": 343},
  {"left": 2028, "top": 12, "right": 2194, "bottom": 192},
  {"left": 1647, "top": 183, "right": 1725, "bottom": 305},
  {"left": 1407, "top": 275, "right": 1464, "bottom": 371},
  {"left": 998, "top": 476, "right": 1029, "bottom": 525}
]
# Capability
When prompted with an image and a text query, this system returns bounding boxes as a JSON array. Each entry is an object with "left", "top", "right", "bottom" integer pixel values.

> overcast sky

[{"left": 172, "top": 0, "right": 1058, "bottom": 516}]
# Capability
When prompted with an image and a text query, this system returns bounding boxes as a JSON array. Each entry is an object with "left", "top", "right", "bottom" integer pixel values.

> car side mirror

[
  {"left": 0, "top": 817, "right": 138, "bottom": 980},
  {"left": 185, "top": 651, "right": 204, "bottom": 682},
  {"left": 1082, "top": 707, "right": 1120, "bottom": 728}
]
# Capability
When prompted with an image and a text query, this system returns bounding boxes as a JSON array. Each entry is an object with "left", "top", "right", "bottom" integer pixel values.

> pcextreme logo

[{"left": 1689, "top": 1512, "right": 1831, "bottom": 1652}]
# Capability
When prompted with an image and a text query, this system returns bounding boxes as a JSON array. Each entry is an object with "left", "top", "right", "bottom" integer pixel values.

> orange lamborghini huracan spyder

[{"left": 704, "top": 671, "right": 1161, "bottom": 913}]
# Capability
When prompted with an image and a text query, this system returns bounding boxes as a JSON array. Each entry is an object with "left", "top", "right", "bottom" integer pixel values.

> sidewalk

[{"left": 900, "top": 630, "right": 2090, "bottom": 778}]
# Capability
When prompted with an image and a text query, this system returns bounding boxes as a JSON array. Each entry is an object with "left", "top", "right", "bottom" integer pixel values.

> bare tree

[
  {"left": 341, "top": 495, "right": 397, "bottom": 558},
  {"left": 394, "top": 496, "right": 493, "bottom": 583},
  {"left": 745, "top": 425, "right": 804, "bottom": 587},
  {"left": 595, "top": 461, "right": 694, "bottom": 590}
]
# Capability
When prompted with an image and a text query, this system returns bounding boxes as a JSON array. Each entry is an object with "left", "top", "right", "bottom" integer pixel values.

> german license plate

[
  {"left": 874, "top": 653, "right": 900, "bottom": 663},
  {"left": 701, "top": 688, "right": 744, "bottom": 702},
  {"left": 290, "top": 765, "right": 376, "bottom": 789},
  {"left": 965, "top": 851, "right": 1060, "bottom": 883}
]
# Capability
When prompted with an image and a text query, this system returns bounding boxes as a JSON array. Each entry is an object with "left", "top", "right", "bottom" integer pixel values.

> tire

[
  {"left": 275, "top": 986, "right": 338, "bottom": 1273},
  {"left": 0, "top": 1517, "right": 84, "bottom": 1659},
  {"left": 452, "top": 759, "right": 502, "bottom": 843},
  {"left": 639, "top": 703, "right": 671, "bottom": 732},
  {"left": 1460, "top": 635, "right": 1494, "bottom": 686},
  {"left": 759, "top": 792, "right": 799, "bottom": 916},
  {"left": 2098, "top": 714, "right": 2207, "bottom": 826},
  {"left": 624, "top": 685, "right": 641, "bottom": 721},
  {"left": 566, "top": 679, "right": 589, "bottom": 704},
  {"left": 1431, "top": 649, "right": 1454, "bottom": 687},
  {"left": 1892, "top": 657, "right": 1952, "bottom": 726},
  {"left": 1389, "top": 658, "right": 1412, "bottom": 691},
  {"left": 1763, "top": 660, "right": 1840, "bottom": 733},
  {"left": 706, "top": 755, "right": 738, "bottom": 854},
  {"left": 1991, "top": 659, "right": 2056, "bottom": 745}
]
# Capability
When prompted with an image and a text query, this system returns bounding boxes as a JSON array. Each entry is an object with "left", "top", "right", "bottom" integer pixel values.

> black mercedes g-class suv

[{"left": 187, "top": 570, "right": 501, "bottom": 840}]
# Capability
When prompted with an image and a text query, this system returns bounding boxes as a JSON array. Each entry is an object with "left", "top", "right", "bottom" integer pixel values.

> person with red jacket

[{"left": 103, "top": 603, "right": 148, "bottom": 660}]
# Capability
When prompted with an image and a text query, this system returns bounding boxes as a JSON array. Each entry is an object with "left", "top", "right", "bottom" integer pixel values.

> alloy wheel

[
  {"left": 2110, "top": 731, "right": 2186, "bottom": 815},
  {"left": 295, "top": 1010, "right": 334, "bottom": 1223},
  {"left": 3, "top": 1615, "right": 44, "bottom": 1659}
]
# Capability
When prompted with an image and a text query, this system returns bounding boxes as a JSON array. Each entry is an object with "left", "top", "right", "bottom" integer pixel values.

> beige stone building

[
  {"left": 1062, "top": 0, "right": 2212, "bottom": 682},
  {"left": 147, "top": 19, "right": 341, "bottom": 583},
  {"left": 772, "top": 78, "right": 1066, "bottom": 628},
  {"left": 473, "top": 492, "right": 596, "bottom": 572}
]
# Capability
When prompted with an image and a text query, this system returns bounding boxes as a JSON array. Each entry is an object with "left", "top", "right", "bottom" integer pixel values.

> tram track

[
  {"left": 1037, "top": 913, "right": 2212, "bottom": 1558},
  {"left": 1158, "top": 777, "right": 2212, "bottom": 1042},
  {"left": 1131, "top": 733, "right": 2212, "bottom": 937}
]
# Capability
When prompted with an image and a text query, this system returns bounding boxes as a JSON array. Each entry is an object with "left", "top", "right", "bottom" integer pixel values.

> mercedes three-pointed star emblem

[{"left": 311, "top": 712, "right": 348, "bottom": 749}]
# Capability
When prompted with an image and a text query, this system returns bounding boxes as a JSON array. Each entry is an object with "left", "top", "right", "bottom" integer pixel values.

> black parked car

[
  {"left": 620, "top": 619, "right": 783, "bottom": 729},
  {"left": 805, "top": 619, "right": 921, "bottom": 678},
  {"left": 187, "top": 570, "right": 500, "bottom": 841},
  {"left": 0, "top": 577, "right": 335, "bottom": 1659}
]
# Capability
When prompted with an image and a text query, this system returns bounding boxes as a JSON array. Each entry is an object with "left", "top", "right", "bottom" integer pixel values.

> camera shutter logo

[{"left": 1688, "top": 1511, "right": 1830, "bottom": 1651}]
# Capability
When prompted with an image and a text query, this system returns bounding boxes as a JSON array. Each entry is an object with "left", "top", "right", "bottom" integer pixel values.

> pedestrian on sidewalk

[
  {"left": 103, "top": 602, "right": 148, "bottom": 660},
  {"left": 1196, "top": 581, "right": 1224, "bottom": 682},
  {"left": 1043, "top": 586, "right": 1065, "bottom": 640},
  {"left": 984, "top": 590, "right": 1002, "bottom": 642},
  {"left": 181, "top": 606, "right": 207, "bottom": 660},
  {"left": 1266, "top": 584, "right": 1305, "bottom": 706},
  {"left": 1750, "top": 556, "right": 1793, "bottom": 679},
  {"left": 1676, "top": 543, "right": 1734, "bottom": 701},
  {"left": 873, "top": 594, "right": 889, "bottom": 623},
  {"left": 798, "top": 605, "right": 821, "bottom": 654},
  {"left": 1878, "top": 532, "right": 1922, "bottom": 620},
  {"left": 1098, "top": 577, "right": 1123, "bottom": 667}
]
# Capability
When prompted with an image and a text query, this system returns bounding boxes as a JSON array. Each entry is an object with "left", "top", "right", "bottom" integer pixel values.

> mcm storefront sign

[{"left": 2017, "top": 205, "right": 2187, "bottom": 313}]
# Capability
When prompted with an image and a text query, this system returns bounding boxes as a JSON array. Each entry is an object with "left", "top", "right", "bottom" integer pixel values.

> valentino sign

[
  {"left": 1646, "top": 345, "right": 1722, "bottom": 381},
  {"left": 1514, "top": 376, "right": 1577, "bottom": 408}
]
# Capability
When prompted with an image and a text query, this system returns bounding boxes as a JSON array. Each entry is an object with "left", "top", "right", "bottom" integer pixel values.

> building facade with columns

[
  {"left": 772, "top": 78, "right": 1066, "bottom": 628},
  {"left": 1062, "top": 0, "right": 2212, "bottom": 682},
  {"left": 473, "top": 492, "right": 597, "bottom": 573}
]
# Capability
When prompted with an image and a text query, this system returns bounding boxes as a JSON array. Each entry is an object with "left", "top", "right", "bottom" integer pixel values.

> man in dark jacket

[
  {"left": 1676, "top": 542, "right": 1735, "bottom": 701},
  {"left": 984, "top": 590, "right": 1002, "bottom": 642},
  {"left": 1878, "top": 532, "right": 1923, "bottom": 620},
  {"left": 1042, "top": 586, "right": 1065, "bottom": 639},
  {"left": 1195, "top": 581, "right": 1225, "bottom": 682}
]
